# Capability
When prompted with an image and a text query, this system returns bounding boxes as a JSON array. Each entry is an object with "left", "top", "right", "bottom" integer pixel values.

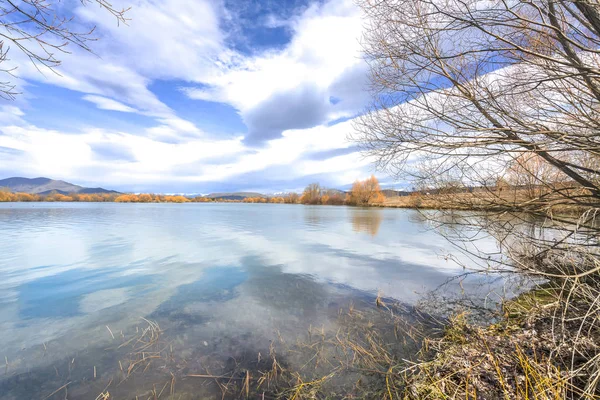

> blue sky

[{"left": 0, "top": 0, "right": 397, "bottom": 194}]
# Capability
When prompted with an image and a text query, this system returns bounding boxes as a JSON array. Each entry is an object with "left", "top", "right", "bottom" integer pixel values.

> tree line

[
  {"left": 225, "top": 175, "right": 386, "bottom": 206},
  {"left": 0, "top": 176, "right": 386, "bottom": 206},
  {"left": 297, "top": 175, "right": 385, "bottom": 206},
  {"left": 0, "top": 191, "right": 211, "bottom": 203}
]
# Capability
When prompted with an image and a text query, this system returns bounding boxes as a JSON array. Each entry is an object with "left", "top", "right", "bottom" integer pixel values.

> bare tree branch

[
  {"left": 354, "top": 0, "right": 600, "bottom": 396},
  {"left": 0, "top": 0, "right": 129, "bottom": 99}
]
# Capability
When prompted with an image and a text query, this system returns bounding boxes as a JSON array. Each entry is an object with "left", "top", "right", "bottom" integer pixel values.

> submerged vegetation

[
  {"left": 21, "top": 301, "right": 442, "bottom": 400},
  {"left": 29, "top": 287, "right": 586, "bottom": 400}
]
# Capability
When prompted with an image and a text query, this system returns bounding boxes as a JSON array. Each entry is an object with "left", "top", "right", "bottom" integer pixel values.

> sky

[{"left": 0, "top": 0, "right": 396, "bottom": 194}]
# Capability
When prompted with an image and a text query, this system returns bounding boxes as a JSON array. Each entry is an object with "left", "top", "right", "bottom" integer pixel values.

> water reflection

[
  {"left": 0, "top": 203, "right": 516, "bottom": 399},
  {"left": 350, "top": 208, "right": 383, "bottom": 236}
]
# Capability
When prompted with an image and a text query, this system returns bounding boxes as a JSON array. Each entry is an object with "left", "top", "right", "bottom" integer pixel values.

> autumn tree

[
  {"left": 0, "top": 190, "right": 15, "bottom": 202},
  {"left": 138, "top": 194, "right": 153, "bottom": 203},
  {"left": 321, "top": 190, "right": 345, "bottom": 205},
  {"left": 191, "top": 196, "right": 211, "bottom": 203},
  {"left": 284, "top": 193, "right": 300, "bottom": 204},
  {"left": 46, "top": 193, "right": 73, "bottom": 202},
  {"left": 15, "top": 192, "right": 37, "bottom": 202},
  {"left": 346, "top": 175, "right": 385, "bottom": 206},
  {"left": 300, "top": 183, "right": 322, "bottom": 205},
  {"left": 115, "top": 194, "right": 138, "bottom": 203},
  {"left": 164, "top": 195, "right": 190, "bottom": 203},
  {"left": 98, "top": 193, "right": 117, "bottom": 202},
  {"left": 243, "top": 196, "right": 265, "bottom": 203}
]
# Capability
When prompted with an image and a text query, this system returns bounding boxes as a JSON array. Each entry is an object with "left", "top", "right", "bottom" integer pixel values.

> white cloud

[
  {"left": 75, "top": 0, "right": 228, "bottom": 82},
  {"left": 183, "top": 0, "right": 368, "bottom": 143},
  {"left": 83, "top": 95, "right": 137, "bottom": 113},
  {"left": 0, "top": 114, "right": 381, "bottom": 191},
  {"left": 0, "top": 106, "right": 26, "bottom": 126},
  {"left": 2, "top": 0, "right": 218, "bottom": 135},
  {"left": 0, "top": 0, "right": 383, "bottom": 190}
]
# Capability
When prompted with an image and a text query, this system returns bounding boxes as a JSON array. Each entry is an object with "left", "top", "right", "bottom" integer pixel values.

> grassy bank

[
  {"left": 380, "top": 186, "right": 595, "bottom": 214},
  {"left": 243, "top": 283, "right": 598, "bottom": 399},
  {"left": 405, "top": 288, "right": 574, "bottom": 399}
]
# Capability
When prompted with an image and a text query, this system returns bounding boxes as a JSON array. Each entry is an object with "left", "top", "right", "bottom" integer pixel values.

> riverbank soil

[{"left": 404, "top": 285, "right": 599, "bottom": 399}]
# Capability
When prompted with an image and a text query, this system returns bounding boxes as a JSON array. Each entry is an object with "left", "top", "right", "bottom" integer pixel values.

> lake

[{"left": 0, "top": 203, "right": 515, "bottom": 399}]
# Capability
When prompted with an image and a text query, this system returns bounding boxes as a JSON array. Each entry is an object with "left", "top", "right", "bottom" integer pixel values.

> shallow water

[{"left": 0, "top": 203, "right": 514, "bottom": 399}]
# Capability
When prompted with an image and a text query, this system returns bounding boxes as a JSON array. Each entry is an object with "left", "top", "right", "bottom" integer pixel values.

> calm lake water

[{"left": 0, "top": 203, "right": 514, "bottom": 399}]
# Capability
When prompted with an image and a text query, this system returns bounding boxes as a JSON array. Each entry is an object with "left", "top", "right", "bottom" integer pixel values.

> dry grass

[
  {"left": 117, "top": 318, "right": 164, "bottom": 379},
  {"left": 90, "top": 303, "right": 438, "bottom": 399},
  {"left": 404, "top": 287, "right": 600, "bottom": 400},
  {"left": 187, "top": 303, "right": 430, "bottom": 399},
  {"left": 382, "top": 188, "right": 591, "bottom": 214}
]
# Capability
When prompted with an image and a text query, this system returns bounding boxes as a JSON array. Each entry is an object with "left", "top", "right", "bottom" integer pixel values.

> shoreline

[{"left": 0, "top": 199, "right": 588, "bottom": 216}]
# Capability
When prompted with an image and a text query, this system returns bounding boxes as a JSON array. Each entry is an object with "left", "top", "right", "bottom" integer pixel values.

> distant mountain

[
  {"left": 205, "top": 192, "right": 265, "bottom": 200},
  {"left": 0, "top": 177, "right": 119, "bottom": 195}
]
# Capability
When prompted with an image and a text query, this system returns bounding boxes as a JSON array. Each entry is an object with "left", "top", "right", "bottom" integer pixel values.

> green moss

[
  {"left": 441, "top": 313, "right": 472, "bottom": 345},
  {"left": 502, "top": 285, "right": 559, "bottom": 323}
]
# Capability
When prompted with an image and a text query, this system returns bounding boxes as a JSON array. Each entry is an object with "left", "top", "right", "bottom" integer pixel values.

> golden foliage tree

[
  {"left": 164, "top": 195, "right": 190, "bottom": 203},
  {"left": 46, "top": 193, "right": 73, "bottom": 202},
  {"left": 346, "top": 175, "right": 385, "bottom": 206},
  {"left": 138, "top": 194, "right": 153, "bottom": 203},
  {"left": 0, "top": 190, "right": 15, "bottom": 202},
  {"left": 300, "top": 183, "right": 322, "bottom": 205},
  {"left": 15, "top": 193, "right": 38, "bottom": 202},
  {"left": 191, "top": 196, "right": 212, "bottom": 203},
  {"left": 115, "top": 194, "right": 139, "bottom": 203},
  {"left": 284, "top": 193, "right": 300, "bottom": 204},
  {"left": 322, "top": 190, "right": 345, "bottom": 205}
]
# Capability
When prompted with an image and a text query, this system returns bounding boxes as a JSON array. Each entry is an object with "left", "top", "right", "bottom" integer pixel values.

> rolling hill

[{"left": 0, "top": 177, "right": 119, "bottom": 195}]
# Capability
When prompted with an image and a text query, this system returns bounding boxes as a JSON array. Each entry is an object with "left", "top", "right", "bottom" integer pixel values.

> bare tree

[
  {"left": 507, "top": 151, "right": 565, "bottom": 199},
  {"left": 300, "top": 183, "right": 322, "bottom": 205},
  {"left": 284, "top": 192, "right": 300, "bottom": 204},
  {"left": 354, "top": 0, "right": 600, "bottom": 397},
  {"left": 354, "top": 0, "right": 600, "bottom": 203},
  {"left": 0, "top": 0, "right": 129, "bottom": 99}
]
